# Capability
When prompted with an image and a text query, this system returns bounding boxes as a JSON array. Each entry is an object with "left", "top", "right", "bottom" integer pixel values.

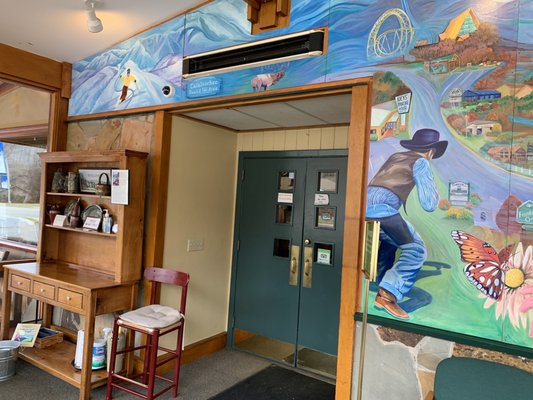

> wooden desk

[
  {"left": 0, "top": 261, "right": 137, "bottom": 400},
  {"left": 0, "top": 259, "right": 37, "bottom": 327}
]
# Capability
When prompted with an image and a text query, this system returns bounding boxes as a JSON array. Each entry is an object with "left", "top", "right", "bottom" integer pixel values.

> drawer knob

[
  {"left": 17, "top": 281, "right": 23, "bottom": 285},
  {"left": 66, "top": 296, "right": 72, "bottom": 301},
  {"left": 40, "top": 288, "right": 45, "bottom": 293}
]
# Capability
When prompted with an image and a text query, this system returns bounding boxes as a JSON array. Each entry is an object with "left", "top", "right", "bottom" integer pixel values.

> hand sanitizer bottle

[{"left": 102, "top": 209, "right": 113, "bottom": 233}]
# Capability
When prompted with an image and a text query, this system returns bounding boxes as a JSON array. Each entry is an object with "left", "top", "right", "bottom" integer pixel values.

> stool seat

[
  {"left": 434, "top": 357, "right": 533, "bottom": 400},
  {"left": 120, "top": 305, "right": 183, "bottom": 329}
]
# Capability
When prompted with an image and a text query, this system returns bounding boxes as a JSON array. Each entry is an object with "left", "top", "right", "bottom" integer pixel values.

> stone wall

[{"left": 352, "top": 323, "right": 533, "bottom": 399}]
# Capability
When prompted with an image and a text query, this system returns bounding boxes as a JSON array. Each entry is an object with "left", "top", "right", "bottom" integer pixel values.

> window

[{"left": 0, "top": 79, "right": 49, "bottom": 258}]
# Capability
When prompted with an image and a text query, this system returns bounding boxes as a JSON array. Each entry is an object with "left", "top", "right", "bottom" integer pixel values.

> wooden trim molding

[
  {"left": 143, "top": 111, "right": 173, "bottom": 304},
  {"left": 0, "top": 43, "right": 72, "bottom": 151},
  {"left": 0, "top": 43, "right": 69, "bottom": 93},
  {"left": 246, "top": 0, "right": 291, "bottom": 34},
  {"left": 335, "top": 82, "right": 373, "bottom": 400},
  {"left": 48, "top": 92, "right": 69, "bottom": 151}
]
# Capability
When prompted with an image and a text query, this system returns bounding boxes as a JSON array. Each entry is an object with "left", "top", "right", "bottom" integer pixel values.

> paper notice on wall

[{"left": 111, "top": 169, "right": 129, "bottom": 205}]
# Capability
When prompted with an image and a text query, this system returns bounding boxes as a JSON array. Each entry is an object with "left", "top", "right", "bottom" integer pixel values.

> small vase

[
  {"left": 51, "top": 169, "right": 67, "bottom": 193},
  {"left": 67, "top": 172, "right": 79, "bottom": 194}
]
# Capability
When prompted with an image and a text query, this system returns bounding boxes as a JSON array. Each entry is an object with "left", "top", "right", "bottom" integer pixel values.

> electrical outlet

[{"left": 187, "top": 239, "right": 204, "bottom": 252}]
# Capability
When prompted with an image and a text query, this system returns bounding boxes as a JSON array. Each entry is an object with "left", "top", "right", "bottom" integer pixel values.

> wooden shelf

[
  {"left": 46, "top": 192, "right": 111, "bottom": 200},
  {"left": 19, "top": 341, "right": 108, "bottom": 389},
  {"left": 44, "top": 224, "right": 117, "bottom": 238}
]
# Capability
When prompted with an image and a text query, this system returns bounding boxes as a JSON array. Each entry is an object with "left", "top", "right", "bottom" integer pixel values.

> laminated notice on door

[
  {"left": 314, "top": 194, "right": 329, "bottom": 205},
  {"left": 277, "top": 192, "right": 293, "bottom": 204},
  {"left": 317, "top": 248, "right": 331, "bottom": 265}
]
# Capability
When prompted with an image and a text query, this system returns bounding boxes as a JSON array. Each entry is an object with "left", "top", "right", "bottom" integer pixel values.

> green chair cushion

[{"left": 434, "top": 357, "right": 533, "bottom": 400}]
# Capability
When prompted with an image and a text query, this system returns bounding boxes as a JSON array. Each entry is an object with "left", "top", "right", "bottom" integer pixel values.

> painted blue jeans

[{"left": 375, "top": 216, "right": 426, "bottom": 301}]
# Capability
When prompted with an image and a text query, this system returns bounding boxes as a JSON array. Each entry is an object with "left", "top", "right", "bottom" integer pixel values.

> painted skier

[
  {"left": 366, "top": 128, "right": 448, "bottom": 319},
  {"left": 118, "top": 68, "right": 136, "bottom": 103}
]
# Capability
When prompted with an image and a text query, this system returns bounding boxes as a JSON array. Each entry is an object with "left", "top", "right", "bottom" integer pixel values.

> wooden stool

[
  {"left": 106, "top": 267, "right": 190, "bottom": 400},
  {"left": 434, "top": 357, "right": 533, "bottom": 400}
]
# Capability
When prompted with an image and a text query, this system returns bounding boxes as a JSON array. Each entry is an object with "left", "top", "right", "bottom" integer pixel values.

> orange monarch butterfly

[{"left": 451, "top": 230, "right": 514, "bottom": 300}]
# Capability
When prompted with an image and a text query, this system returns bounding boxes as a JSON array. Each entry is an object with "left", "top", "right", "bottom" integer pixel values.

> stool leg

[
  {"left": 142, "top": 333, "right": 152, "bottom": 385},
  {"left": 146, "top": 330, "right": 160, "bottom": 400},
  {"left": 106, "top": 320, "right": 120, "bottom": 400},
  {"left": 172, "top": 324, "right": 185, "bottom": 397}
]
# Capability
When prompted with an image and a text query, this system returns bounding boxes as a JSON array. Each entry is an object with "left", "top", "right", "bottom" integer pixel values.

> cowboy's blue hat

[{"left": 400, "top": 128, "right": 448, "bottom": 159}]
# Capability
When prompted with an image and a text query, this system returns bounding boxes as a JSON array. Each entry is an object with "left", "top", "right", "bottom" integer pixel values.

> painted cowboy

[{"left": 366, "top": 128, "right": 448, "bottom": 319}]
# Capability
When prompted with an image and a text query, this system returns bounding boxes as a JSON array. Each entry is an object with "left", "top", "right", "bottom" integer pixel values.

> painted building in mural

[{"left": 70, "top": 0, "right": 533, "bottom": 351}]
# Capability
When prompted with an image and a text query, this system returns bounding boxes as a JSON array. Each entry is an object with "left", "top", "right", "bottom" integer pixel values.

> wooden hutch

[{"left": 0, "top": 150, "right": 147, "bottom": 400}]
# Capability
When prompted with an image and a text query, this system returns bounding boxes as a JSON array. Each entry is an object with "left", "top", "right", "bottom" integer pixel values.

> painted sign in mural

[{"left": 70, "top": 0, "right": 532, "bottom": 348}]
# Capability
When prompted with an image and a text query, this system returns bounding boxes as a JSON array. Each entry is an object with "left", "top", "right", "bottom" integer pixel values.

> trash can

[{"left": 0, "top": 340, "right": 21, "bottom": 382}]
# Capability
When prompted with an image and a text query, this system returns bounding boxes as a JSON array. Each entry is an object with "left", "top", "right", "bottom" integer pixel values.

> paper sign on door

[
  {"left": 317, "top": 248, "right": 331, "bottom": 265},
  {"left": 277, "top": 192, "right": 293, "bottom": 204},
  {"left": 314, "top": 194, "right": 329, "bottom": 205}
]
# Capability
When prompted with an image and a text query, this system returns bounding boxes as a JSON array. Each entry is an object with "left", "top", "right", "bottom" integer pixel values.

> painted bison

[{"left": 251, "top": 71, "right": 285, "bottom": 91}]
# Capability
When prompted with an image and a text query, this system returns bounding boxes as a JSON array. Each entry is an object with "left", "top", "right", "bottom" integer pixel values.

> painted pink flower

[{"left": 483, "top": 243, "right": 533, "bottom": 329}]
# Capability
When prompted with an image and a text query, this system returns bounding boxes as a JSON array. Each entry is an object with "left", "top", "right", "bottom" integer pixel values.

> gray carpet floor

[{"left": 0, "top": 349, "right": 271, "bottom": 399}]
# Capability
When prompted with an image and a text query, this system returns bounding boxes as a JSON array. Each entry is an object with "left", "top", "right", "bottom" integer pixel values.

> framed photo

[
  {"left": 78, "top": 168, "right": 111, "bottom": 194},
  {"left": 12, "top": 323, "right": 42, "bottom": 347}
]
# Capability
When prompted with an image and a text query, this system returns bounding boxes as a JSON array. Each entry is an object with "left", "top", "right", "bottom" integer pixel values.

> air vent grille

[{"left": 183, "top": 29, "right": 325, "bottom": 79}]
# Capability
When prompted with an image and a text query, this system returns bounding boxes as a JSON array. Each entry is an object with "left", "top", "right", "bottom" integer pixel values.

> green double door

[{"left": 231, "top": 153, "right": 347, "bottom": 377}]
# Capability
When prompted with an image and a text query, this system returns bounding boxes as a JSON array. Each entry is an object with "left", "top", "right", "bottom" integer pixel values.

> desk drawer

[
  {"left": 33, "top": 281, "right": 56, "bottom": 300},
  {"left": 57, "top": 288, "right": 84, "bottom": 310},
  {"left": 10, "top": 274, "right": 31, "bottom": 293}
]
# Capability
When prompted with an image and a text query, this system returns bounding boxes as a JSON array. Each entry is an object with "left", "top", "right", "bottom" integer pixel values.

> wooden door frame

[
  {"left": 172, "top": 80, "right": 372, "bottom": 400},
  {"left": 0, "top": 43, "right": 71, "bottom": 151},
  {"left": 335, "top": 83, "right": 372, "bottom": 400}
]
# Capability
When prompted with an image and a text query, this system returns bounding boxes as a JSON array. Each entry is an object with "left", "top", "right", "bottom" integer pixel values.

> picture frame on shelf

[
  {"left": 12, "top": 323, "right": 42, "bottom": 347},
  {"left": 83, "top": 216, "right": 101, "bottom": 231},
  {"left": 78, "top": 168, "right": 112, "bottom": 194}
]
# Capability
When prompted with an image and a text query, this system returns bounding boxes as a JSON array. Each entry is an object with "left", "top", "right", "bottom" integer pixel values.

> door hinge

[
  {"left": 237, "top": 240, "right": 240, "bottom": 251},
  {"left": 241, "top": 169, "right": 245, "bottom": 181}
]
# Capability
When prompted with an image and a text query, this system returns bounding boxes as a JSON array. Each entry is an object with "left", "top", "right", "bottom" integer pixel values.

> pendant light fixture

[{"left": 85, "top": 0, "right": 103, "bottom": 33}]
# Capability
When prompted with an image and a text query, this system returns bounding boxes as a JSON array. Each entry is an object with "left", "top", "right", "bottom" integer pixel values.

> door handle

[
  {"left": 289, "top": 244, "right": 300, "bottom": 286},
  {"left": 303, "top": 246, "right": 313, "bottom": 288}
]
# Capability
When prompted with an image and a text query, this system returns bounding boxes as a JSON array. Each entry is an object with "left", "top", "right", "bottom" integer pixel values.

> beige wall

[
  {"left": 237, "top": 125, "right": 349, "bottom": 151},
  {"left": 0, "top": 87, "right": 50, "bottom": 129},
  {"left": 161, "top": 116, "right": 238, "bottom": 345}
]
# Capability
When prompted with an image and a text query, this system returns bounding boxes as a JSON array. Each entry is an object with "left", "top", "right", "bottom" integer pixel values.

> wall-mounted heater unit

[{"left": 182, "top": 29, "right": 325, "bottom": 79}]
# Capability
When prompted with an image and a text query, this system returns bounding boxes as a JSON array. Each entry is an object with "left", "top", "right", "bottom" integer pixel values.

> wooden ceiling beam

[{"left": 245, "top": 0, "right": 290, "bottom": 32}]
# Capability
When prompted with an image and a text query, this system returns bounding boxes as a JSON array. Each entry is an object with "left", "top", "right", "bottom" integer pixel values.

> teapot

[{"left": 46, "top": 204, "right": 62, "bottom": 224}]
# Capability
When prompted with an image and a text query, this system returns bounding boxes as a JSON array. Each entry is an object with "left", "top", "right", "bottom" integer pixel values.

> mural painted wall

[{"left": 70, "top": 0, "right": 533, "bottom": 349}]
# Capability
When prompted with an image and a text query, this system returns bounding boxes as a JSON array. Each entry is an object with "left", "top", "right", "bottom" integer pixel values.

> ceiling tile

[{"left": 184, "top": 108, "right": 279, "bottom": 131}]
